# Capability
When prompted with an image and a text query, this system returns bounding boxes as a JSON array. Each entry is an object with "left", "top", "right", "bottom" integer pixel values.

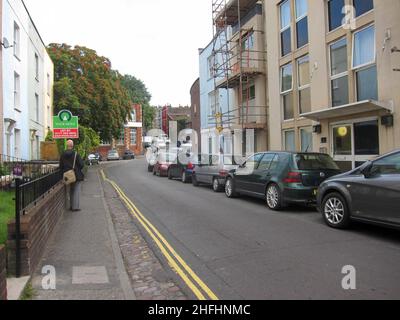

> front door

[{"left": 332, "top": 119, "right": 380, "bottom": 171}]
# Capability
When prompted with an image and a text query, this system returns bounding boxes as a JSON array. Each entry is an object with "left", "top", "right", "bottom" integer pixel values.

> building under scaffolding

[{"left": 210, "top": 0, "right": 268, "bottom": 154}]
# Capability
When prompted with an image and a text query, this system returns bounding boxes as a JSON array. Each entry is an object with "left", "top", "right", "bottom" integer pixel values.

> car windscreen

[{"left": 295, "top": 154, "right": 340, "bottom": 171}]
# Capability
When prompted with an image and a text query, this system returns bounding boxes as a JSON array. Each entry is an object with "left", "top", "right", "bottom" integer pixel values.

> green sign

[{"left": 53, "top": 110, "right": 79, "bottom": 139}]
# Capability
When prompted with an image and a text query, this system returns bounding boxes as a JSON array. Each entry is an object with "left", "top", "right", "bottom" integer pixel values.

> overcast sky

[{"left": 23, "top": 0, "right": 213, "bottom": 107}]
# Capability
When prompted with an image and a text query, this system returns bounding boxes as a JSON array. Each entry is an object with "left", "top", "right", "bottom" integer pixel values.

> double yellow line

[{"left": 100, "top": 170, "right": 219, "bottom": 301}]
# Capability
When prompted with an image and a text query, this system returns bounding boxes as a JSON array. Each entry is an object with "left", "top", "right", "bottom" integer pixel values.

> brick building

[
  {"left": 98, "top": 104, "right": 143, "bottom": 158},
  {"left": 189, "top": 78, "right": 201, "bottom": 147}
]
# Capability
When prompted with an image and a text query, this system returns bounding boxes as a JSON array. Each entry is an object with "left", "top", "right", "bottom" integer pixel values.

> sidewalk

[{"left": 31, "top": 168, "right": 135, "bottom": 300}]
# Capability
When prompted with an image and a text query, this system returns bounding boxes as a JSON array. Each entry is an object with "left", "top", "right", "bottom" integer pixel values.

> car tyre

[
  {"left": 225, "top": 178, "right": 238, "bottom": 198},
  {"left": 192, "top": 174, "right": 199, "bottom": 187},
  {"left": 213, "top": 178, "right": 223, "bottom": 193},
  {"left": 181, "top": 171, "right": 188, "bottom": 184},
  {"left": 266, "top": 183, "right": 283, "bottom": 211},
  {"left": 148, "top": 165, "right": 153, "bottom": 173},
  {"left": 322, "top": 192, "right": 351, "bottom": 229}
]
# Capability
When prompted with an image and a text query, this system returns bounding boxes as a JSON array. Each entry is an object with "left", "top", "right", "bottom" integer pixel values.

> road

[{"left": 104, "top": 158, "right": 400, "bottom": 300}]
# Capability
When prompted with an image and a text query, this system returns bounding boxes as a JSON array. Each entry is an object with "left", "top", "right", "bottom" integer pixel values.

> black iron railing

[{"left": 14, "top": 170, "right": 63, "bottom": 277}]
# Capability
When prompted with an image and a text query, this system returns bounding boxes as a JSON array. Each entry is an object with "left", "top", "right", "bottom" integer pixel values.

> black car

[
  {"left": 318, "top": 150, "right": 400, "bottom": 230},
  {"left": 225, "top": 152, "right": 341, "bottom": 210},
  {"left": 123, "top": 150, "right": 135, "bottom": 160}
]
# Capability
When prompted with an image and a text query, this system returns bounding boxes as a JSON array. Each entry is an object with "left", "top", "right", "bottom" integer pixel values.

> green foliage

[
  {"left": 0, "top": 191, "right": 15, "bottom": 245},
  {"left": 75, "top": 126, "right": 101, "bottom": 159},
  {"left": 45, "top": 130, "right": 54, "bottom": 142},
  {"left": 48, "top": 44, "right": 132, "bottom": 141}
]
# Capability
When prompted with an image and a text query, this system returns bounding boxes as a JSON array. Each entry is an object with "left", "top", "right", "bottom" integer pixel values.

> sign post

[{"left": 53, "top": 110, "right": 79, "bottom": 141}]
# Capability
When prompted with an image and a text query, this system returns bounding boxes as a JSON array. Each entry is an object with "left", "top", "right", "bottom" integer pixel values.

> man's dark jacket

[{"left": 59, "top": 150, "right": 85, "bottom": 182}]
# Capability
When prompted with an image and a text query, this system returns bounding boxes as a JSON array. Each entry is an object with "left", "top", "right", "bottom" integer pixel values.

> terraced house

[
  {"left": 1, "top": 0, "right": 54, "bottom": 160},
  {"left": 266, "top": 0, "right": 400, "bottom": 170}
]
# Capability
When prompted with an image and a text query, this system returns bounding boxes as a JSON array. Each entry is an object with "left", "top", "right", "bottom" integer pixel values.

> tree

[
  {"left": 48, "top": 44, "right": 132, "bottom": 141},
  {"left": 120, "top": 75, "right": 155, "bottom": 131}
]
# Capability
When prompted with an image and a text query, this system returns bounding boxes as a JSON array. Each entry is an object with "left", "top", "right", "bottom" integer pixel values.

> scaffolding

[{"left": 210, "top": 0, "right": 268, "bottom": 132}]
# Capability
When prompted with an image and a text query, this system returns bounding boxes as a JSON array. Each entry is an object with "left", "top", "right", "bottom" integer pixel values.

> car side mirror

[{"left": 361, "top": 162, "right": 374, "bottom": 178}]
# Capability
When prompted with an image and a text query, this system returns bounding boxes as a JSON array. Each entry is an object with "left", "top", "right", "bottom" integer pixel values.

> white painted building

[{"left": 1, "top": 0, "right": 53, "bottom": 160}]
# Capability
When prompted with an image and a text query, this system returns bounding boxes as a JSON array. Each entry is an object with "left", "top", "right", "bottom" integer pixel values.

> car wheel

[
  {"left": 181, "top": 171, "right": 188, "bottom": 184},
  {"left": 153, "top": 168, "right": 157, "bottom": 176},
  {"left": 213, "top": 178, "right": 223, "bottom": 192},
  {"left": 266, "top": 183, "right": 283, "bottom": 211},
  {"left": 192, "top": 174, "right": 199, "bottom": 187},
  {"left": 168, "top": 169, "right": 173, "bottom": 180},
  {"left": 322, "top": 193, "right": 351, "bottom": 229},
  {"left": 225, "top": 178, "right": 238, "bottom": 198},
  {"left": 148, "top": 165, "right": 153, "bottom": 173}
]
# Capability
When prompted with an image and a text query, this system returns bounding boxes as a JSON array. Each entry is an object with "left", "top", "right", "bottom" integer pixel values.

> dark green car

[{"left": 225, "top": 152, "right": 341, "bottom": 210}]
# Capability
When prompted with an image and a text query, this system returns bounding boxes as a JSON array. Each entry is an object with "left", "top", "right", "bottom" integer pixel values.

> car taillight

[
  {"left": 284, "top": 172, "right": 302, "bottom": 184},
  {"left": 187, "top": 163, "right": 195, "bottom": 170},
  {"left": 219, "top": 170, "right": 229, "bottom": 177}
]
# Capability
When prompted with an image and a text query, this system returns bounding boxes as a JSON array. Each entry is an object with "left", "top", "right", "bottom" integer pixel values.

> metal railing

[
  {"left": 14, "top": 170, "right": 63, "bottom": 277},
  {"left": 0, "top": 154, "right": 59, "bottom": 191}
]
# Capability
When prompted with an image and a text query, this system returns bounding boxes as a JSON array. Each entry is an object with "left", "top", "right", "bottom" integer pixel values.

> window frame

[
  {"left": 35, "top": 93, "right": 40, "bottom": 122},
  {"left": 295, "top": 0, "right": 308, "bottom": 49},
  {"left": 329, "top": 37, "right": 349, "bottom": 108},
  {"left": 14, "top": 72, "right": 21, "bottom": 110},
  {"left": 300, "top": 127, "right": 313, "bottom": 152},
  {"left": 297, "top": 55, "right": 311, "bottom": 115},
  {"left": 280, "top": 0, "right": 292, "bottom": 57},
  {"left": 283, "top": 129, "right": 296, "bottom": 152},
  {"left": 327, "top": 0, "right": 345, "bottom": 33},
  {"left": 13, "top": 22, "right": 20, "bottom": 59},
  {"left": 35, "top": 53, "right": 39, "bottom": 81},
  {"left": 353, "top": 0, "right": 374, "bottom": 19},
  {"left": 351, "top": 24, "right": 376, "bottom": 71}
]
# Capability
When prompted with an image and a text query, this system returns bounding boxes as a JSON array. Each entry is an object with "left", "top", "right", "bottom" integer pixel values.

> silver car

[
  {"left": 318, "top": 150, "right": 400, "bottom": 230},
  {"left": 107, "top": 150, "right": 120, "bottom": 161},
  {"left": 192, "top": 155, "right": 239, "bottom": 192}
]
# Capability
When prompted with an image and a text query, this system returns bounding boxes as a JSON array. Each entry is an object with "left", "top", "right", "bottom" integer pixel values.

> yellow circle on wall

[{"left": 337, "top": 127, "right": 348, "bottom": 137}]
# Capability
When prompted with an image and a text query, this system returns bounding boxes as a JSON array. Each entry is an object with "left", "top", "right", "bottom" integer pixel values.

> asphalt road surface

[{"left": 104, "top": 158, "right": 400, "bottom": 300}]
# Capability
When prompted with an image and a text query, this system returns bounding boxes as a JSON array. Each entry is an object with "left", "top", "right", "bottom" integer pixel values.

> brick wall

[
  {"left": 7, "top": 183, "right": 66, "bottom": 277},
  {"left": 0, "top": 245, "right": 6, "bottom": 300}
]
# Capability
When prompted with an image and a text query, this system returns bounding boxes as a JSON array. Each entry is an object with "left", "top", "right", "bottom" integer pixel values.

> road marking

[{"left": 100, "top": 169, "right": 219, "bottom": 301}]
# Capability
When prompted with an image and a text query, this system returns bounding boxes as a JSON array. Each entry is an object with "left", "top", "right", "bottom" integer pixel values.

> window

[
  {"left": 353, "top": 0, "right": 373, "bottom": 18},
  {"left": 281, "top": 63, "right": 294, "bottom": 120},
  {"left": 354, "top": 120, "right": 379, "bottom": 155},
  {"left": 333, "top": 125, "right": 352, "bottom": 155},
  {"left": 300, "top": 127, "right": 313, "bottom": 152},
  {"left": 130, "top": 129, "right": 137, "bottom": 145},
  {"left": 353, "top": 26, "right": 377, "bottom": 101},
  {"left": 258, "top": 153, "right": 275, "bottom": 171},
  {"left": 297, "top": 55, "right": 311, "bottom": 114},
  {"left": 372, "top": 152, "right": 400, "bottom": 175},
  {"left": 35, "top": 94, "right": 40, "bottom": 122},
  {"left": 208, "top": 56, "right": 216, "bottom": 78},
  {"left": 244, "top": 153, "right": 263, "bottom": 170},
  {"left": 328, "top": 0, "right": 345, "bottom": 31},
  {"left": 330, "top": 38, "right": 349, "bottom": 107},
  {"left": 209, "top": 91, "right": 219, "bottom": 116},
  {"left": 14, "top": 73, "right": 20, "bottom": 109},
  {"left": 118, "top": 129, "right": 125, "bottom": 145},
  {"left": 131, "top": 110, "right": 137, "bottom": 122},
  {"left": 295, "top": 0, "right": 308, "bottom": 48},
  {"left": 35, "top": 54, "right": 39, "bottom": 80},
  {"left": 242, "top": 81, "right": 256, "bottom": 102},
  {"left": 280, "top": 0, "right": 291, "bottom": 56},
  {"left": 353, "top": 25, "right": 375, "bottom": 68},
  {"left": 13, "top": 22, "right": 20, "bottom": 58},
  {"left": 241, "top": 31, "right": 255, "bottom": 51},
  {"left": 284, "top": 130, "right": 296, "bottom": 152}
]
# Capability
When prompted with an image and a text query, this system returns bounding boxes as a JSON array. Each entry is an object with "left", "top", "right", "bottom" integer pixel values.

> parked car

[
  {"left": 87, "top": 153, "right": 99, "bottom": 166},
  {"left": 153, "top": 152, "right": 178, "bottom": 177},
  {"left": 123, "top": 150, "right": 135, "bottom": 160},
  {"left": 167, "top": 148, "right": 195, "bottom": 183},
  {"left": 225, "top": 152, "right": 342, "bottom": 211},
  {"left": 107, "top": 150, "right": 120, "bottom": 161},
  {"left": 192, "top": 155, "right": 239, "bottom": 192},
  {"left": 318, "top": 150, "right": 400, "bottom": 230}
]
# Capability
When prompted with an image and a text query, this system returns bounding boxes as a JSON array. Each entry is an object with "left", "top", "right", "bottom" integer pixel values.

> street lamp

[{"left": 0, "top": 37, "right": 13, "bottom": 49}]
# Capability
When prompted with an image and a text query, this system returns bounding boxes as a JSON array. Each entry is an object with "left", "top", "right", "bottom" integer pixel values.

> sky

[{"left": 23, "top": 0, "right": 213, "bottom": 107}]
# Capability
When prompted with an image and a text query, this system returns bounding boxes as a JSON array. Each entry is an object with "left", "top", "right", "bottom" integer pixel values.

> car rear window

[{"left": 295, "top": 154, "right": 340, "bottom": 171}]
